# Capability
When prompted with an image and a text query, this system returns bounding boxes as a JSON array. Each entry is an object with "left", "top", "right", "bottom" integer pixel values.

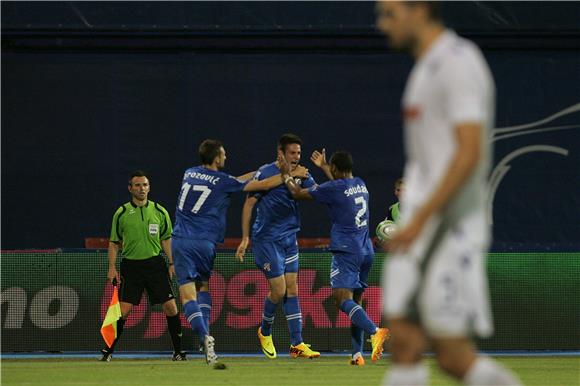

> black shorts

[{"left": 119, "top": 255, "right": 175, "bottom": 305}]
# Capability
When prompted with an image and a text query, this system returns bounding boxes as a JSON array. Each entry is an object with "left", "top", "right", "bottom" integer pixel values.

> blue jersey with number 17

[
  {"left": 172, "top": 166, "right": 248, "bottom": 243},
  {"left": 308, "top": 177, "right": 373, "bottom": 255}
]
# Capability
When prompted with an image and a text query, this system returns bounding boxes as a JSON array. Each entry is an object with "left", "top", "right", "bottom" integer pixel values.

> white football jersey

[{"left": 400, "top": 29, "right": 495, "bottom": 245}]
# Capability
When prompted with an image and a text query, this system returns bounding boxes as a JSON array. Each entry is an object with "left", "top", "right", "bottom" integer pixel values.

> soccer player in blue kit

[
  {"left": 279, "top": 149, "right": 390, "bottom": 366},
  {"left": 236, "top": 134, "right": 321, "bottom": 359},
  {"left": 172, "top": 139, "right": 307, "bottom": 365}
]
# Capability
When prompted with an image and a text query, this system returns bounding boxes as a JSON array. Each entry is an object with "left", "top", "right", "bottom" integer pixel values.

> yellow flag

[{"left": 100, "top": 286, "right": 121, "bottom": 348}]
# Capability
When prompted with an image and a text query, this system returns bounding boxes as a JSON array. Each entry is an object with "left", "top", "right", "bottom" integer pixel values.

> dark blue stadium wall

[{"left": 2, "top": 2, "right": 579, "bottom": 248}]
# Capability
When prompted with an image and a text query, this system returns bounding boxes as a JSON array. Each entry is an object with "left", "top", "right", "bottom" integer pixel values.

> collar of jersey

[{"left": 130, "top": 200, "right": 150, "bottom": 208}]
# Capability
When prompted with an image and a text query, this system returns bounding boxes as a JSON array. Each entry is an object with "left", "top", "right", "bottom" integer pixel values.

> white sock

[
  {"left": 383, "top": 362, "right": 429, "bottom": 386},
  {"left": 463, "top": 357, "right": 521, "bottom": 386}
]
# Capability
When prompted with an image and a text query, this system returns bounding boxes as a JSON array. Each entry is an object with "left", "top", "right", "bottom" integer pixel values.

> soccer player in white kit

[{"left": 376, "top": 2, "right": 521, "bottom": 385}]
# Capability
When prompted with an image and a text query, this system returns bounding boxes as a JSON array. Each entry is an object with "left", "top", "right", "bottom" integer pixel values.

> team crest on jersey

[{"left": 263, "top": 263, "right": 271, "bottom": 272}]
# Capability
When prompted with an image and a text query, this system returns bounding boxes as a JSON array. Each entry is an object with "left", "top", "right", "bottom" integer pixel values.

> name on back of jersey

[
  {"left": 184, "top": 171, "right": 220, "bottom": 185},
  {"left": 344, "top": 184, "right": 368, "bottom": 197}
]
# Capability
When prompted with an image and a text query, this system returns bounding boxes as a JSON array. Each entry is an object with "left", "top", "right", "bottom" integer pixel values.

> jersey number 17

[{"left": 178, "top": 183, "right": 212, "bottom": 214}]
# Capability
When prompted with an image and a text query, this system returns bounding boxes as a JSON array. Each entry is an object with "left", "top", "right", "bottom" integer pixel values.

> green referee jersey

[
  {"left": 109, "top": 200, "right": 173, "bottom": 260},
  {"left": 389, "top": 202, "right": 401, "bottom": 223}
]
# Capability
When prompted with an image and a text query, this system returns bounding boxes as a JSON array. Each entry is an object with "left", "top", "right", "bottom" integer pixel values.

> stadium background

[{"left": 2, "top": 2, "right": 579, "bottom": 354}]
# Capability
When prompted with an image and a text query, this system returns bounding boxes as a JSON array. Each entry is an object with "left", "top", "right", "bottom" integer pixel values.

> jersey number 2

[
  {"left": 178, "top": 183, "right": 212, "bottom": 214},
  {"left": 354, "top": 196, "right": 368, "bottom": 228}
]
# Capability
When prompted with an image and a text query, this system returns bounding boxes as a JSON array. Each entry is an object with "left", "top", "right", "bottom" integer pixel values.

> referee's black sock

[
  {"left": 106, "top": 318, "right": 126, "bottom": 353},
  {"left": 166, "top": 314, "right": 183, "bottom": 353}
]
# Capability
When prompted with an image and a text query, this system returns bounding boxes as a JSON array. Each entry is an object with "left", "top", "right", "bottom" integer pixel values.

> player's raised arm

[
  {"left": 388, "top": 122, "right": 482, "bottom": 253},
  {"left": 311, "top": 148, "right": 334, "bottom": 181}
]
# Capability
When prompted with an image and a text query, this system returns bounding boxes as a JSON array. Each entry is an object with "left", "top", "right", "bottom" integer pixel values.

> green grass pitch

[{"left": 2, "top": 356, "right": 578, "bottom": 385}]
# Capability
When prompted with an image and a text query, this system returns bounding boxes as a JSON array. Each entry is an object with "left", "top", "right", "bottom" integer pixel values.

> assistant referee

[{"left": 100, "top": 170, "right": 185, "bottom": 361}]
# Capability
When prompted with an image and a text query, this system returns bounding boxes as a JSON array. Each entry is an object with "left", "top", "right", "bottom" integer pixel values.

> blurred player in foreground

[
  {"left": 103, "top": 171, "right": 184, "bottom": 361},
  {"left": 172, "top": 139, "right": 307, "bottom": 365},
  {"left": 236, "top": 134, "right": 320, "bottom": 359},
  {"left": 280, "top": 149, "right": 390, "bottom": 366},
  {"left": 376, "top": 2, "right": 521, "bottom": 385}
]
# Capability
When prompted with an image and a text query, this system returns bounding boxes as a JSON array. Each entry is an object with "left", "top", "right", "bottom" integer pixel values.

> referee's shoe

[{"left": 172, "top": 351, "right": 188, "bottom": 361}]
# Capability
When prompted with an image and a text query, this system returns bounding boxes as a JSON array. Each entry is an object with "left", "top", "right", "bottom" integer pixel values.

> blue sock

[
  {"left": 261, "top": 298, "right": 278, "bottom": 336},
  {"left": 351, "top": 323, "right": 364, "bottom": 356},
  {"left": 340, "top": 299, "right": 377, "bottom": 336},
  {"left": 284, "top": 296, "right": 303, "bottom": 346},
  {"left": 183, "top": 300, "right": 208, "bottom": 341},
  {"left": 197, "top": 291, "right": 212, "bottom": 333}
]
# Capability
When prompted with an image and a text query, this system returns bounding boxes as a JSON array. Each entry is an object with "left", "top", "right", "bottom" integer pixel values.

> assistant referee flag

[{"left": 100, "top": 283, "right": 122, "bottom": 348}]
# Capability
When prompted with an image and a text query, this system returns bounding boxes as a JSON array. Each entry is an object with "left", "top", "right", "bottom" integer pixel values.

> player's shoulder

[
  {"left": 149, "top": 200, "right": 169, "bottom": 214},
  {"left": 256, "top": 162, "right": 277, "bottom": 177},
  {"left": 442, "top": 31, "right": 487, "bottom": 70},
  {"left": 114, "top": 203, "right": 130, "bottom": 217}
]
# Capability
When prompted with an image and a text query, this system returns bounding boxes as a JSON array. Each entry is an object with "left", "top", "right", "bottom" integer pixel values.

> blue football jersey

[
  {"left": 308, "top": 177, "right": 373, "bottom": 255},
  {"left": 172, "top": 166, "right": 247, "bottom": 243},
  {"left": 251, "top": 162, "right": 316, "bottom": 241}
]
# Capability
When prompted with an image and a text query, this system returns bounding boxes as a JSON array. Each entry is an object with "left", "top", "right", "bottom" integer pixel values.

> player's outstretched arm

[
  {"left": 389, "top": 122, "right": 482, "bottom": 253},
  {"left": 237, "top": 171, "right": 256, "bottom": 182},
  {"left": 311, "top": 148, "right": 334, "bottom": 181},
  {"left": 242, "top": 165, "right": 309, "bottom": 192},
  {"left": 107, "top": 242, "right": 120, "bottom": 283},
  {"left": 236, "top": 196, "right": 257, "bottom": 262}
]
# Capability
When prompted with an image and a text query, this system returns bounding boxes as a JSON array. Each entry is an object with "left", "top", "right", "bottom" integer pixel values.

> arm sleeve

[
  {"left": 301, "top": 174, "right": 317, "bottom": 189},
  {"left": 109, "top": 206, "right": 124, "bottom": 242},
  {"left": 224, "top": 174, "right": 249, "bottom": 193},
  {"left": 248, "top": 169, "right": 266, "bottom": 200},
  {"left": 159, "top": 205, "right": 173, "bottom": 240},
  {"left": 308, "top": 182, "right": 332, "bottom": 204},
  {"left": 443, "top": 55, "right": 487, "bottom": 126}
]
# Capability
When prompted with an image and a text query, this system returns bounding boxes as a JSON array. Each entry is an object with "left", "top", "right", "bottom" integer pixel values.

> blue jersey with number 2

[
  {"left": 172, "top": 166, "right": 247, "bottom": 243},
  {"left": 308, "top": 177, "right": 373, "bottom": 255}
]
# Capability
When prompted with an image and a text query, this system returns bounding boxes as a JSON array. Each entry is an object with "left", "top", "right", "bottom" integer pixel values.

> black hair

[
  {"left": 128, "top": 170, "right": 149, "bottom": 186},
  {"left": 407, "top": 1, "right": 440, "bottom": 21},
  {"left": 278, "top": 133, "right": 303, "bottom": 151},
  {"left": 199, "top": 139, "right": 223, "bottom": 165},
  {"left": 329, "top": 151, "right": 353, "bottom": 173}
]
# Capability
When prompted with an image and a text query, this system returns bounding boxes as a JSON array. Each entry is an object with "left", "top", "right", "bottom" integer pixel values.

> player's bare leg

[
  {"left": 383, "top": 318, "right": 428, "bottom": 385},
  {"left": 432, "top": 337, "right": 521, "bottom": 385}
]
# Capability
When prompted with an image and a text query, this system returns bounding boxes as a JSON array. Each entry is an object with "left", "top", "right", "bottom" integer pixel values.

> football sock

[
  {"left": 351, "top": 323, "right": 364, "bottom": 356},
  {"left": 463, "top": 357, "right": 521, "bottom": 385},
  {"left": 261, "top": 297, "right": 278, "bottom": 336},
  {"left": 166, "top": 314, "right": 182, "bottom": 353},
  {"left": 340, "top": 299, "right": 377, "bottom": 336},
  {"left": 107, "top": 318, "right": 126, "bottom": 353},
  {"left": 384, "top": 363, "right": 429, "bottom": 386},
  {"left": 284, "top": 296, "right": 303, "bottom": 346},
  {"left": 197, "top": 291, "right": 212, "bottom": 332},
  {"left": 183, "top": 300, "right": 208, "bottom": 341}
]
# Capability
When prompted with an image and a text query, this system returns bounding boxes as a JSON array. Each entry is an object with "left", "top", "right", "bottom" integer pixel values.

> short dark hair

[
  {"left": 128, "top": 170, "right": 149, "bottom": 186},
  {"left": 278, "top": 133, "right": 302, "bottom": 151},
  {"left": 407, "top": 1, "right": 440, "bottom": 21},
  {"left": 199, "top": 139, "right": 223, "bottom": 165},
  {"left": 329, "top": 151, "right": 353, "bottom": 173}
]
